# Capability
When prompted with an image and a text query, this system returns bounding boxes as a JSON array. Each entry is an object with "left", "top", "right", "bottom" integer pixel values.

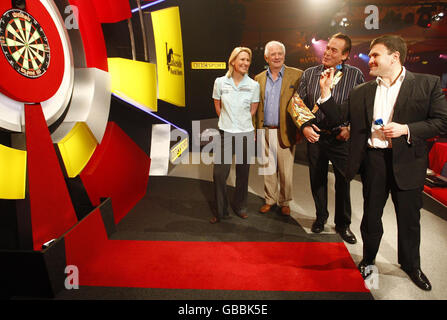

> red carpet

[{"left": 65, "top": 208, "right": 368, "bottom": 293}]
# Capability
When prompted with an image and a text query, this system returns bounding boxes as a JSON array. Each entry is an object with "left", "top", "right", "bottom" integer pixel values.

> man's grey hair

[{"left": 264, "top": 41, "right": 286, "bottom": 56}]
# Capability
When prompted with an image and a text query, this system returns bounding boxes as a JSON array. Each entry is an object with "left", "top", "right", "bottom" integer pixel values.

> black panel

[
  {"left": 0, "top": 251, "right": 53, "bottom": 298},
  {"left": 43, "top": 238, "right": 67, "bottom": 297},
  {"left": 107, "top": 95, "right": 154, "bottom": 156},
  {"left": 64, "top": 176, "right": 95, "bottom": 221},
  {"left": 98, "top": 197, "right": 117, "bottom": 238},
  {"left": 0, "top": 200, "right": 19, "bottom": 250}
]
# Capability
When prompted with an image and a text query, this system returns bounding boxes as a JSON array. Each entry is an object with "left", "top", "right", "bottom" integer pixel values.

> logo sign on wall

[
  {"left": 0, "top": 9, "right": 50, "bottom": 79},
  {"left": 191, "top": 62, "right": 226, "bottom": 70},
  {"left": 151, "top": 7, "right": 185, "bottom": 107}
]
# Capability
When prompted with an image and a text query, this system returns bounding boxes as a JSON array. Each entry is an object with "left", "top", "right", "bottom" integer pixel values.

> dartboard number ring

[{"left": 0, "top": 9, "right": 50, "bottom": 79}]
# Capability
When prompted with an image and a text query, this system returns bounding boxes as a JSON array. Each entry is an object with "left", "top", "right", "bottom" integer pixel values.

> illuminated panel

[
  {"left": 170, "top": 136, "right": 188, "bottom": 164},
  {"left": 151, "top": 7, "right": 185, "bottom": 107},
  {"left": 0, "top": 144, "right": 26, "bottom": 199},
  {"left": 108, "top": 58, "right": 157, "bottom": 112},
  {"left": 57, "top": 122, "right": 98, "bottom": 178}
]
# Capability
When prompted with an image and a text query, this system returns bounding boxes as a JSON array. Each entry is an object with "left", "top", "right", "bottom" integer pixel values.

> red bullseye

[{"left": 0, "top": 0, "right": 64, "bottom": 103}]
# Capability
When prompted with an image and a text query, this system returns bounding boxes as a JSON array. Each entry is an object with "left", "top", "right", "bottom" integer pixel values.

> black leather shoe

[
  {"left": 335, "top": 227, "right": 357, "bottom": 244},
  {"left": 358, "top": 259, "right": 376, "bottom": 279},
  {"left": 404, "top": 268, "right": 432, "bottom": 291},
  {"left": 311, "top": 220, "right": 326, "bottom": 233}
]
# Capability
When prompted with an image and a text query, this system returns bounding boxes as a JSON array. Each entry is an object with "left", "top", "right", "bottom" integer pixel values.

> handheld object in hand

[{"left": 374, "top": 119, "right": 384, "bottom": 127}]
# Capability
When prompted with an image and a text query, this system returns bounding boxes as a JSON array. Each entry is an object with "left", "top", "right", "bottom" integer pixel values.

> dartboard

[{"left": 0, "top": 9, "right": 50, "bottom": 79}]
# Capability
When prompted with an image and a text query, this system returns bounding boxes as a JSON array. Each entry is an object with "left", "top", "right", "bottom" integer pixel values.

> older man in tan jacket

[{"left": 255, "top": 41, "right": 303, "bottom": 215}]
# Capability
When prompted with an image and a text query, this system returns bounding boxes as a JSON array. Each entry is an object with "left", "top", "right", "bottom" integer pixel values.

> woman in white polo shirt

[{"left": 210, "top": 47, "right": 260, "bottom": 224}]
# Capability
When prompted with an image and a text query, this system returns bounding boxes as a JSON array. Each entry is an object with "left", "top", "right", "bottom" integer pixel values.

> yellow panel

[
  {"left": 108, "top": 58, "right": 157, "bottom": 112},
  {"left": 0, "top": 144, "right": 27, "bottom": 199},
  {"left": 151, "top": 7, "right": 185, "bottom": 107},
  {"left": 57, "top": 122, "right": 98, "bottom": 178}
]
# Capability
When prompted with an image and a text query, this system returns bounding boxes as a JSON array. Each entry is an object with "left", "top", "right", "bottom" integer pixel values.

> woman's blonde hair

[{"left": 226, "top": 46, "right": 252, "bottom": 78}]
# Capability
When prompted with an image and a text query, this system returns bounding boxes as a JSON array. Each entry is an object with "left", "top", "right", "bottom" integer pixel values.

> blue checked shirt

[{"left": 263, "top": 65, "right": 285, "bottom": 127}]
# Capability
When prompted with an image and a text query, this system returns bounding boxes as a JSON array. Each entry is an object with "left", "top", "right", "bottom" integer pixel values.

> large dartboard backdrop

[
  {"left": 0, "top": 0, "right": 113, "bottom": 137},
  {"left": 0, "top": 0, "right": 122, "bottom": 251},
  {"left": 0, "top": 8, "right": 51, "bottom": 79}
]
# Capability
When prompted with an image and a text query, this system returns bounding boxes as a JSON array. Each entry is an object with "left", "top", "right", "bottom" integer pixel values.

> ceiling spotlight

[
  {"left": 433, "top": 12, "right": 445, "bottom": 22},
  {"left": 339, "top": 17, "right": 350, "bottom": 27},
  {"left": 358, "top": 53, "right": 369, "bottom": 63}
]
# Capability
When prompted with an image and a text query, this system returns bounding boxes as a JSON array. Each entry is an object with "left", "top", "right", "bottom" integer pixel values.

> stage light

[
  {"left": 440, "top": 54, "right": 447, "bottom": 60},
  {"left": 433, "top": 12, "right": 445, "bottom": 22},
  {"left": 339, "top": 17, "right": 350, "bottom": 27},
  {"left": 358, "top": 53, "right": 369, "bottom": 63}
]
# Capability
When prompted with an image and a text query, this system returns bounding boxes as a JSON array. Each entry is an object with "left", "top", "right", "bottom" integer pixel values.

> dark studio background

[{"left": 100, "top": 0, "right": 447, "bottom": 155}]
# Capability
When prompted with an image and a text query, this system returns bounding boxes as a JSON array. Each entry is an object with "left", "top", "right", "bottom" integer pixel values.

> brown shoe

[
  {"left": 209, "top": 217, "right": 220, "bottom": 224},
  {"left": 236, "top": 212, "right": 248, "bottom": 219},
  {"left": 259, "top": 204, "right": 272, "bottom": 214},
  {"left": 280, "top": 206, "right": 291, "bottom": 216}
]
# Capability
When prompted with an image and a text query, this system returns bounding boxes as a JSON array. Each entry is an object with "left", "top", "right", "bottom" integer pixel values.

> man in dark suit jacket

[{"left": 318, "top": 35, "right": 447, "bottom": 291}]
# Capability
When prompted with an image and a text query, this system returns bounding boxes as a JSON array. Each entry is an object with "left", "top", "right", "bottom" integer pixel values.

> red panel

[
  {"left": 80, "top": 122, "right": 150, "bottom": 224},
  {"left": 65, "top": 207, "right": 108, "bottom": 267},
  {"left": 25, "top": 104, "right": 78, "bottom": 251},
  {"left": 92, "top": 0, "right": 132, "bottom": 23},
  {"left": 0, "top": 1, "right": 65, "bottom": 102},
  {"left": 429, "top": 188, "right": 447, "bottom": 206},
  {"left": 68, "top": 0, "right": 108, "bottom": 71},
  {"left": 429, "top": 142, "right": 447, "bottom": 174}
]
